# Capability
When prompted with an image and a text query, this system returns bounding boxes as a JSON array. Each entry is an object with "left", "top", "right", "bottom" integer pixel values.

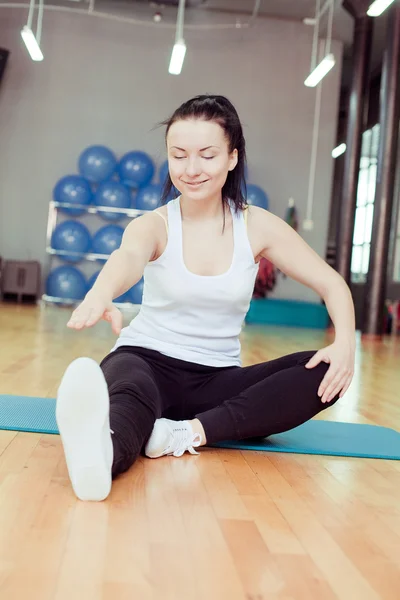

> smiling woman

[
  {"left": 56, "top": 94, "right": 356, "bottom": 503},
  {"left": 160, "top": 95, "right": 246, "bottom": 213},
  {"left": 167, "top": 120, "right": 237, "bottom": 204}
]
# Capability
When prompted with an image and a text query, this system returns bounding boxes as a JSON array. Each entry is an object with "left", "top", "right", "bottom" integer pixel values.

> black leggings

[{"left": 100, "top": 346, "right": 338, "bottom": 479}]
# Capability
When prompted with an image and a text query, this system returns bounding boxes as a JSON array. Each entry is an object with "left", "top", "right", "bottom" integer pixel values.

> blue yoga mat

[{"left": 1, "top": 394, "right": 400, "bottom": 460}]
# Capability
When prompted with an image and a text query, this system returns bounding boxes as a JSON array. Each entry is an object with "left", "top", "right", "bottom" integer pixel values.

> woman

[{"left": 57, "top": 95, "right": 355, "bottom": 502}]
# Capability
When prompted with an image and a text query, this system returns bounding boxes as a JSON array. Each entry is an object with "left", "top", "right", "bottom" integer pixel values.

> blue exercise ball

[
  {"left": 135, "top": 184, "right": 162, "bottom": 211},
  {"left": 246, "top": 184, "right": 269, "bottom": 209},
  {"left": 46, "top": 266, "right": 87, "bottom": 300},
  {"left": 87, "top": 270, "right": 128, "bottom": 302},
  {"left": 92, "top": 224, "right": 124, "bottom": 259},
  {"left": 126, "top": 278, "right": 144, "bottom": 304},
  {"left": 94, "top": 180, "right": 131, "bottom": 222},
  {"left": 159, "top": 159, "right": 169, "bottom": 185},
  {"left": 117, "top": 151, "right": 155, "bottom": 189},
  {"left": 53, "top": 175, "right": 92, "bottom": 217},
  {"left": 165, "top": 186, "right": 180, "bottom": 201},
  {"left": 78, "top": 145, "right": 117, "bottom": 184},
  {"left": 114, "top": 291, "right": 129, "bottom": 303},
  {"left": 159, "top": 160, "right": 180, "bottom": 200},
  {"left": 51, "top": 220, "right": 92, "bottom": 262},
  {"left": 87, "top": 270, "right": 100, "bottom": 292}
]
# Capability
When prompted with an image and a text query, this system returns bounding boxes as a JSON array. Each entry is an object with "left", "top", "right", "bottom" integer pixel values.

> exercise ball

[
  {"left": 46, "top": 266, "right": 87, "bottom": 300},
  {"left": 246, "top": 184, "right": 269, "bottom": 210},
  {"left": 159, "top": 159, "right": 169, "bottom": 185},
  {"left": 94, "top": 181, "right": 131, "bottom": 222},
  {"left": 78, "top": 145, "right": 117, "bottom": 184},
  {"left": 51, "top": 220, "right": 91, "bottom": 262},
  {"left": 114, "top": 291, "right": 129, "bottom": 303},
  {"left": 53, "top": 175, "right": 92, "bottom": 217},
  {"left": 117, "top": 151, "right": 155, "bottom": 188},
  {"left": 126, "top": 278, "right": 144, "bottom": 304},
  {"left": 87, "top": 270, "right": 128, "bottom": 302},
  {"left": 87, "top": 270, "right": 100, "bottom": 292},
  {"left": 92, "top": 224, "right": 124, "bottom": 259},
  {"left": 135, "top": 184, "right": 162, "bottom": 211}
]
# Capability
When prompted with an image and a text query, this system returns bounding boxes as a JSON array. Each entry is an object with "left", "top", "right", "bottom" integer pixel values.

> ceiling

[
  {"left": 137, "top": 0, "right": 388, "bottom": 76},
  {"left": 140, "top": 0, "right": 356, "bottom": 46},
  {"left": 134, "top": 1, "right": 389, "bottom": 67},
  {"left": 43, "top": 0, "right": 391, "bottom": 85}
]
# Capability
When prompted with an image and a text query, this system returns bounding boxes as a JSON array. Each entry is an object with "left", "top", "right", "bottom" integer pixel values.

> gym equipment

[
  {"left": 246, "top": 184, "right": 269, "bottom": 209},
  {"left": 92, "top": 225, "right": 124, "bottom": 259},
  {"left": 285, "top": 198, "right": 299, "bottom": 231},
  {"left": 44, "top": 148, "right": 167, "bottom": 305},
  {"left": 126, "top": 278, "right": 144, "bottom": 304},
  {"left": 78, "top": 145, "right": 117, "bottom": 183},
  {"left": 46, "top": 266, "right": 87, "bottom": 300},
  {"left": 212, "top": 419, "right": 400, "bottom": 458},
  {"left": 1, "top": 398, "right": 399, "bottom": 460},
  {"left": 0, "top": 260, "right": 41, "bottom": 302},
  {"left": 86, "top": 270, "right": 100, "bottom": 292},
  {"left": 51, "top": 220, "right": 91, "bottom": 262},
  {"left": 159, "top": 159, "right": 179, "bottom": 200},
  {"left": 94, "top": 180, "right": 131, "bottom": 221},
  {"left": 53, "top": 175, "right": 93, "bottom": 216},
  {"left": 135, "top": 184, "right": 162, "bottom": 211},
  {"left": 117, "top": 151, "right": 154, "bottom": 188},
  {"left": 159, "top": 159, "right": 169, "bottom": 184}
]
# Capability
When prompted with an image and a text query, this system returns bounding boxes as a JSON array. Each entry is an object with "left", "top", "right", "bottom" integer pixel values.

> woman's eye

[
  {"left": 174, "top": 156, "right": 185, "bottom": 160},
  {"left": 202, "top": 156, "right": 215, "bottom": 160}
]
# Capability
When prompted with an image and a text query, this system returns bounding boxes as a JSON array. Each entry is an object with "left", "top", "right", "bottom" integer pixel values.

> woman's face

[{"left": 166, "top": 119, "right": 238, "bottom": 202}]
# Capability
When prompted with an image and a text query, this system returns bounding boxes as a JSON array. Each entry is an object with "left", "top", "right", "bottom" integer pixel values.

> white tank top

[{"left": 112, "top": 197, "right": 259, "bottom": 367}]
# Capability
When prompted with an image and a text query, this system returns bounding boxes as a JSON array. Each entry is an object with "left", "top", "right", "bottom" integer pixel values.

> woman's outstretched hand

[
  {"left": 305, "top": 341, "right": 355, "bottom": 404},
  {"left": 67, "top": 291, "right": 122, "bottom": 335}
]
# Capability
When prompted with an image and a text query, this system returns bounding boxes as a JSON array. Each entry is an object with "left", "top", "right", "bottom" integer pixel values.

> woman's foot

[
  {"left": 56, "top": 357, "right": 113, "bottom": 501},
  {"left": 144, "top": 418, "right": 203, "bottom": 458}
]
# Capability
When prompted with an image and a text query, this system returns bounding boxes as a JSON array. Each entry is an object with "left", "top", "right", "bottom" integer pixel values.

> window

[
  {"left": 393, "top": 191, "right": 400, "bottom": 282},
  {"left": 351, "top": 124, "right": 380, "bottom": 283}
]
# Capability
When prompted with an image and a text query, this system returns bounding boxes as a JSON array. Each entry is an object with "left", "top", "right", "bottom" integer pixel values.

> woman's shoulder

[
  {"left": 246, "top": 204, "right": 270, "bottom": 225},
  {"left": 246, "top": 204, "right": 287, "bottom": 243},
  {"left": 154, "top": 204, "right": 168, "bottom": 218}
]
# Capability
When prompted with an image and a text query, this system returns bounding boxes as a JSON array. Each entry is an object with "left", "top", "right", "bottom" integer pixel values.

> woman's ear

[{"left": 228, "top": 149, "right": 238, "bottom": 171}]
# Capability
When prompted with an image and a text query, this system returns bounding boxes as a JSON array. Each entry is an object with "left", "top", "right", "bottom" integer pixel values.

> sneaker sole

[{"left": 56, "top": 357, "right": 113, "bottom": 501}]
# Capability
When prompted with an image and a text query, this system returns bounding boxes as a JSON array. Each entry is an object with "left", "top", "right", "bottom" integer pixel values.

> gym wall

[{"left": 0, "top": 8, "right": 343, "bottom": 302}]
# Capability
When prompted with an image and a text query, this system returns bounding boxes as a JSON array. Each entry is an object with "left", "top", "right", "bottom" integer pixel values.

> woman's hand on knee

[
  {"left": 305, "top": 342, "right": 355, "bottom": 404},
  {"left": 67, "top": 292, "right": 123, "bottom": 335}
]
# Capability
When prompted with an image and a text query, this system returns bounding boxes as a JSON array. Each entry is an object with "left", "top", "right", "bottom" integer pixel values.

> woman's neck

[{"left": 179, "top": 193, "right": 226, "bottom": 222}]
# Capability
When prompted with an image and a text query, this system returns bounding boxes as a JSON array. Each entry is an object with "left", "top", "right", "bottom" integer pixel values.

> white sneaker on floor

[
  {"left": 144, "top": 418, "right": 202, "bottom": 459},
  {"left": 56, "top": 357, "right": 113, "bottom": 502}
]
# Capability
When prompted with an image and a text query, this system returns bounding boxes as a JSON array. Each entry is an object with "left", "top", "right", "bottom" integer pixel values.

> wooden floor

[{"left": 1, "top": 303, "right": 400, "bottom": 600}]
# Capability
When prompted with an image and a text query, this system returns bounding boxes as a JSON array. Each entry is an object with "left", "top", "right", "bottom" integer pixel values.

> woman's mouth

[{"left": 183, "top": 180, "right": 209, "bottom": 187}]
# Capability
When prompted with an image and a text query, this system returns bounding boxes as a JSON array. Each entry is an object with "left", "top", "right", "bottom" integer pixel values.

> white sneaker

[
  {"left": 56, "top": 357, "right": 113, "bottom": 502},
  {"left": 144, "top": 418, "right": 202, "bottom": 459}
]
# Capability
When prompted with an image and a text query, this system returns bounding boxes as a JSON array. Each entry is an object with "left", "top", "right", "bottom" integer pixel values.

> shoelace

[{"left": 169, "top": 426, "right": 202, "bottom": 457}]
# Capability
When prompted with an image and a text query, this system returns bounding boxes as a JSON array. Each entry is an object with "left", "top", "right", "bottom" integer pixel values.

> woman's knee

[
  {"left": 296, "top": 350, "right": 320, "bottom": 366},
  {"left": 308, "top": 361, "right": 340, "bottom": 407},
  {"left": 101, "top": 351, "right": 161, "bottom": 409},
  {"left": 101, "top": 350, "right": 151, "bottom": 384}
]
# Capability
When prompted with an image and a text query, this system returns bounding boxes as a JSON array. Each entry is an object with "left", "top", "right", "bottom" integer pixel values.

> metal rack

[{"left": 43, "top": 200, "right": 151, "bottom": 306}]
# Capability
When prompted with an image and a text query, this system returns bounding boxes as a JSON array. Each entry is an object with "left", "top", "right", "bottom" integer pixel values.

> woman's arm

[
  {"left": 67, "top": 212, "right": 166, "bottom": 333},
  {"left": 248, "top": 206, "right": 355, "bottom": 402},
  {"left": 90, "top": 212, "right": 163, "bottom": 302},
  {"left": 250, "top": 207, "right": 355, "bottom": 338}
]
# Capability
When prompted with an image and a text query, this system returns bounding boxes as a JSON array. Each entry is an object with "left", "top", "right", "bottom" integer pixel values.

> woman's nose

[{"left": 185, "top": 158, "right": 202, "bottom": 177}]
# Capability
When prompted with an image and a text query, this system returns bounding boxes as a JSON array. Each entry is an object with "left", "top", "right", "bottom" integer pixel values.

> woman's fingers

[
  {"left": 67, "top": 298, "right": 121, "bottom": 333},
  {"left": 321, "top": 369, "right": 353, "bottom": 403}
]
